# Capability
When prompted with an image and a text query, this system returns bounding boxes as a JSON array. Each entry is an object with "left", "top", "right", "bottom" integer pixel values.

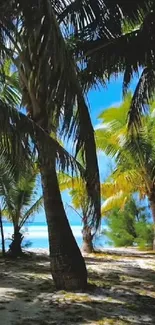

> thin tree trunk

[
  {"left": 38, "top": 150, "right": 87, "bottom": 290},
  {"left": 0, "top": 209, "right": 5, "bottom": 256},
  {"left": 82, "top": 223, "right": 94, "bottom": 254},
  {"left": 150, "top": 200, "right": 155, "bottom": 250}
]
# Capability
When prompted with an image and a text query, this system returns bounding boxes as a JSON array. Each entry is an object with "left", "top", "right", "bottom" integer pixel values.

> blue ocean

[{"left": 2, "top": 221, "right": 110, "bottom": 250}]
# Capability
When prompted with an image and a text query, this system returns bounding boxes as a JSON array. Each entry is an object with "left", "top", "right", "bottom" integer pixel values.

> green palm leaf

[
  {"left": 2, "top": 164, "right": 43, "bottom": 229},
  {"left": 19, "top": 196, "right": 43, "bottom": 228},
  {"left": 0, "top": 59, "right": 21, "bottom": 107},
  {"left": 98, "top": 93, "right": 155, "bottom": 214},
  {"left": 11, "top": 1, "right": 101, "bottom": 229},
  {"left": 1, "top": 0, "right": 151, "bottom": 230},
  {"left": 101, "top": 191, "right": 128, "bottom": 215}
]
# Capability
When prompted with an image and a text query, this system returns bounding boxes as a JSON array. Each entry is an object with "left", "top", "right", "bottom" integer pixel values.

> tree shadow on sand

[{"left": 0, "top": 253, "right": 155, "bottom": 325}]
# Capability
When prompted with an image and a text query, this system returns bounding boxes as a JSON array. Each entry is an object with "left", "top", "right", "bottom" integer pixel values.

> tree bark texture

[
  {"left": 82, "top": 224, "right": 94, "bottom": 254},
  {"left": 0, "top": 209, "right": 5, "bottom": 256},
  {"left": 150, "top": 200, "right": 155, "bottom": 250},
  {"left": 8, "top": 226, "right": 23, "bottom": 257},
  {"left": 39, "top": 151, "right": 87, "bottom": 290}
]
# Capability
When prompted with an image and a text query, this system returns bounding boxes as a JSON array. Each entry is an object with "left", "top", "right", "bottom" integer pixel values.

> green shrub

[
  {"left": 105, "top": 207, "right": 135, "bottom": 247},
  {"left": 135, "top": 221, "right": 154, "bottom": 249},
  {"left": 104, "top": 199, "right": 153, "bottom": 249}
]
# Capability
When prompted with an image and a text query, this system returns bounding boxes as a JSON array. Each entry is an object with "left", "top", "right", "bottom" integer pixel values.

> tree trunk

[
  {"left": 8, "top": 226, "right": 23, "bottom": 257},
  {"left": 0, "top": 209, "right": 5, "bottom": 256},
  {"left": 150, "top": 200, "right": 155, "bottom": 250},
  {"left": 82, "top": 224, "right": 94, "bottom": 254},
  {"left": 39, "top": 151, "right": 87, "bottom": 290}
]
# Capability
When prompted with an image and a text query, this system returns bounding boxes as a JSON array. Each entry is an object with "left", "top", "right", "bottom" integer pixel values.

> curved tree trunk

[
  {"left": 0, "top": 209, "right": 5, "bottom": 256},
  {"left": 150, "top": 200, "right": 155, "bottom": 250},
  {"left": 9, "top": 226, "right": 23, "bottom": 257},
  {"left": 39, "top": 150, "right": 87, "bottom": 290},
  {"left": 82, "top": 225, "right": 94, "bottom": 254}
]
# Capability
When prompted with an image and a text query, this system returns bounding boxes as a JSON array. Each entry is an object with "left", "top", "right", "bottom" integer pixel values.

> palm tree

[
  {"left": 0, "top": 1, "right": 103, "bottom": 289},
  {"left": 2, "top": 167, "right": 43, "bottom": 257},
  {"left": 59, "top": 173, "right": 95, "bottom": 253},
  {"left": 96, "top": 94, "right": 155, "bottom": 249},
  {"left": 1, "top": 0, "right": 147, "bottom": 287}
]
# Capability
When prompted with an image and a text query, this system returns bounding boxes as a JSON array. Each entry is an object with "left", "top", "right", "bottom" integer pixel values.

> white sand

[{"left": 0, "top": 249, "right": 155, "bottom": 325}]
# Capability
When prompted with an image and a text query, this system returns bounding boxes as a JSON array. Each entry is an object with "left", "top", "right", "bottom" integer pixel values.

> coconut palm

[
  {"left": 0, "top": 0, "right": 148, "bottom": 288},
  {"left": 0, "top": 57, "right": 87, "bottom": 287},
  {"left": 2, "top": 166, "right": 43, "bottom": 257},
  {"left": 59, "top": 173, "right": 95, "bottom": 253},
  {"left": 96, "top": 94, "right": 155, "bottom": 249},
  {"left": 0, "top": 1, "right": 104, "bottom": 289}
]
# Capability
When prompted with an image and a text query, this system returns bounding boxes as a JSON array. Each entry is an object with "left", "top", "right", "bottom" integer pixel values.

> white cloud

[
  {"left": 94, "top": 123, "right": 103, "bottom": 130},
  {"left": 94, "top": 122, "right": 111, "bottom": 130}
]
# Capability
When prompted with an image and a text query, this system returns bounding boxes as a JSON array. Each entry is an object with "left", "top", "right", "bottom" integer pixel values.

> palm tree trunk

[
  {"left": 150, "top": 200, "right": 155, "bottom": 250},
  {"left": 0, "top": 209, "right": 5, "bottom": 256},
  {"left": 38, "top": 150, "right": 87, "bottom": 290},
  {"left": 9, "top": 225, "right": 23, "bottom": 257},
  {"left": 82, "top": 221, "right": 94, "bottom": 254}
]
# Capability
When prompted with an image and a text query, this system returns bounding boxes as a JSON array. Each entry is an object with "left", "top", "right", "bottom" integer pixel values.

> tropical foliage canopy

[{"left": 96, "top": 94, "right": 155, "bottom": 216}]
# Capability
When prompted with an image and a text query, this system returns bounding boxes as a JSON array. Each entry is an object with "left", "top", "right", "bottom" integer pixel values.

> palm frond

[
  {"left": 3, "top": 0, "right": 149, "bottom": 229},
  {"left": 1, "top": 168, "right": 42, "bottom": 228},
  {"left": 58, "top": 172, "right": 80, "bottom": 191},
  {"left": 58, "top": 170, "right": 90, "bottom": 220},
  {"left": 56, "top": 0, "right": 150, "bottom": 38},
  {"left": 121, "top": 132, "right": 155, "bottom": 194},
  {"left": 0, "top": 59, "right": 21, "bottom": 107},
  {"left": 2, "top": 0, "right": 150, "bottom": 231},
  {"left": 60, "top": 1, "right": 122, "bottom": 41},
  {"left": 101, "top": 191, "right": 128, "bottom": 216},
  {"left": 98, "top": 92, "right": 155, "bottom": 216},
  {"left": 95, "top": 95, "right": 131, "bottom": 159},
  {"left": 78, "top": 2, "right": 155, "bottom": 129},
  {"left": 58, "top": 171, "right": 88, "bottom": 215},
  {"left": 128, "top": 68, "right": 155, "bottom": 129},
  {"left": 99, "top": 92, "right": 132, "bottom": 123},
  {"left": 11, "top": 172, "right": 37, "bottom": 213},
  {"left": 19, "top": 195, "right": 43, "bottom": 228},
  {"left": 70, "top": 186, "right": 87, "bottom": 212},
  {"left": 95, "top": 121, "right": 127, "bottom": 157},
  {"left": 0, "top": 98, "right": 87, "bottom": 176},
  {"left": 101, "top": 166, "right": 139, "bottom": 201},
  {"left": 13, "top": 0, "right": 101, "bottom": 230},
  {"left": 0, "top": 98, "right": 33, "bottom": 169},
  {"left": 0, "top": 150, "right": 14, "bottom": 197}
]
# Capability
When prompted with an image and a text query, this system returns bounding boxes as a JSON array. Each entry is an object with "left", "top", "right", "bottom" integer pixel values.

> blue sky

[{"left": 36, "top": 74, "right": 138, "bottom": 224}]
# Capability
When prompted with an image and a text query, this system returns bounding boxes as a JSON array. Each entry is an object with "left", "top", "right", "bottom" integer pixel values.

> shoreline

[{"left": 26, "top": 246, "right": 155, "bottom": 257}]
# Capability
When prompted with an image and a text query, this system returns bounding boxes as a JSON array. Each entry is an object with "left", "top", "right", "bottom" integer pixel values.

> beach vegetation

[
  {"left": 2, "top": 165, "right": 43, "bottom": 257},
  {"left": 0, "top": 59, "right": 44, "bottom": 257},
  {"left": 97, "top": 94, "right": 155, "bottom": 249},
  {"left": 0, "top": 0, "right": 155, "bottom": 292},
  {"left": 0, "top": 0, "right": 102, "bottom": 290},
  {"left": 104, "top": 198, "right": 154, "bottom": 249}
]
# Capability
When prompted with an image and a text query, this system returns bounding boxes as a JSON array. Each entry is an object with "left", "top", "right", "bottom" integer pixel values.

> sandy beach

[{"left": 0, "top": 248, "right": 155, "bottom": 325}]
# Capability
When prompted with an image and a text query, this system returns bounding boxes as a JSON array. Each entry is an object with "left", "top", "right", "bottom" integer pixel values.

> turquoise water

[{"left": 2, "top": 221, "right": 110, "bottom": 250}]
